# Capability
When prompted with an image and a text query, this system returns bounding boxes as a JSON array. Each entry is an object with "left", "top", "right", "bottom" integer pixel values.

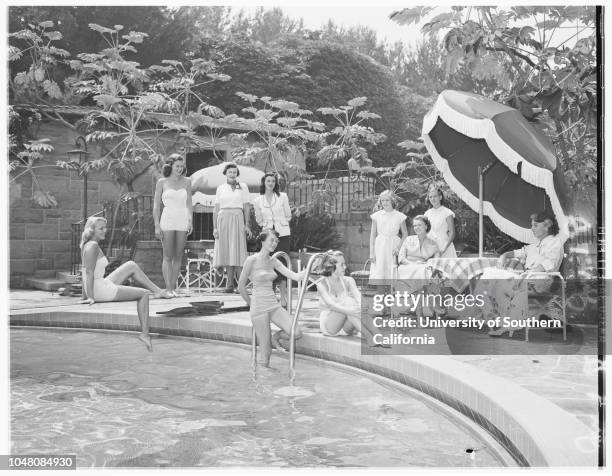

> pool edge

[{"left": 9, "top": 310, "right": 597, "bottom": 467}]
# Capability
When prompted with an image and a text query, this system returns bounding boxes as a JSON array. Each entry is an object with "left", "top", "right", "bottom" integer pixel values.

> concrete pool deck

[{"left": 9, "top": 289, "right": 598, "bottom": 467}]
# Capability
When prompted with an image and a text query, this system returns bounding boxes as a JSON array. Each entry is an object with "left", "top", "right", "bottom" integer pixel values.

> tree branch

[{"left": 484, "top": 45, "right": 538, "bottom": 69}]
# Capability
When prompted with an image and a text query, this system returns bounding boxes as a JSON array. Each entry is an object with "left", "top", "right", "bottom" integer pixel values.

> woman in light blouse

[
  {"left": 477, "top": 212, "right": 565, "bottom": 337},
  {"left": 252, "top": 173, "right": 292, "bottom": 306},
  {"left": 213, "top": 163, "right": 253, "bottom": 293}
]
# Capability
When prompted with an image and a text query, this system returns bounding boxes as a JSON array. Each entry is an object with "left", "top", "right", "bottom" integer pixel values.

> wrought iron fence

[{"left": 286, "top": 170, "right": 378, "bottom": 214}]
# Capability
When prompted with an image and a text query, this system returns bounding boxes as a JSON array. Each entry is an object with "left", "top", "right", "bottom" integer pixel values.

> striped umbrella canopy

[
  {"left": 190, "top": 161, "right": 264, "bottom": 195},
  {"left": 422, "top": 90, "right": 570, "bottom": 244}
]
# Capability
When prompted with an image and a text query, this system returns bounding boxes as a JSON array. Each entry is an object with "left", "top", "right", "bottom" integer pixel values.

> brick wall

[
  {"left": 335, "top": 212, "right": 372, "bottom": 273},
  {"left": 9, "top": 121, "right": 154, "bottom": 287}
]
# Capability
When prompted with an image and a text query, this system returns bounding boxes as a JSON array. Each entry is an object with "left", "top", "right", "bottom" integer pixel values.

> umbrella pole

[{"left": 478, "top": 166, "right": 484, "bottom": 257}]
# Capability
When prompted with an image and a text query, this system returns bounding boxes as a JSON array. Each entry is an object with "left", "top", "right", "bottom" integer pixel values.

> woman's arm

[
  {"left": 369, "top": 218, "right": 377, "bottom": 261},
  {"left": 282, "top": 193, "right": 291, "bottom": 222},
  {"left": 243, "top": 203, "right": 253, "bottom": 238},
  {"left": 252, "top": 197, "right": 263, "bottom": 227},
  {"left": 443, "top": 215, "right": 456, "bottom": 253},
  {"left": 429, "top": 242, "right": 441, "bottom": 259},
  {"left": 237, "top": 256, "right": 254, "bottom": 306},
  {"left": 346, "top": 276, "right": 362, "bottom": 304},
  {"left": 153, "top": 179, "right": 163, "bottom": 238},
  {"left": 213, "top": 203, "right": 220, "bottom": 240},
  {"left": 318, "top": 279, "right": 358, "bottom": 314},
  {"left": 498, "top": 250, "right": 517, "bottom": 267},
  {"left": 213, "top": 185, "right": 221, "bottom": 239},
  {"left": 82, "top": 242, "right": 99, "bottom": 303},
  {"left": 185, "top": 178, "right": 193, "bottom": 234},
  {"left": 396, "top": 220, "right": 409, "bottom": 255},
  {"left": 273, "top": 258, "right": 307, "bottom": 282}
]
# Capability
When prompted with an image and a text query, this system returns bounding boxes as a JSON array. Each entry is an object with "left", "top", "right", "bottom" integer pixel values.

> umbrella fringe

[
  {"left": 424, "top": 134, "right": 541, "bottom": 245},
  {"left": 423, "top": 91, "right": 569, "bottom": 243}
]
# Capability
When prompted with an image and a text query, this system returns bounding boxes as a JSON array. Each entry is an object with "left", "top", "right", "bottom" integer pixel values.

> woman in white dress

[
  {"left": 369, "top": 190, "right": 408, "bottom": 284},
  {"left": 424, "top": 185, "right": 457, "bottom": 258}
]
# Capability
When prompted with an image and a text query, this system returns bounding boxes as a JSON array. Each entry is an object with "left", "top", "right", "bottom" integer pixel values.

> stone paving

[{"left": 9, "top": 289, "right": 599, "bottom": 433}]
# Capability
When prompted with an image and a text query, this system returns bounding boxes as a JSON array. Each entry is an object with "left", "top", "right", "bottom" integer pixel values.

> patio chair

[{"left": 524, "top": 270, "right": 567, "bottom": 342}]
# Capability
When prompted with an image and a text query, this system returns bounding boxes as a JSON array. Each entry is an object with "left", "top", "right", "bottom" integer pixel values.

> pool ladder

[{"left": 251, "top": 252, "right": 325, "bottom": 381}]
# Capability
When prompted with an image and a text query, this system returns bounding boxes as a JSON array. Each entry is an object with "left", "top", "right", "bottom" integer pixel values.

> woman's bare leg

[
  {"left": 113, "top": 285, "right": 152, "bottom": 351},
  {"left": 160, "top": 230, "right": 176, "bottom": 293},
  {"left": 226, "top": 266, "right": 236, "bottom": 290},
  {"left": 270, "top": 307, "right": 302, "bottom": 349},
  {"left": 251, "top": 313, "right": 272, "bottom": 366},
  {"left": 171, "top": 230, "right": 188, "bottom": 293},
  {"left": 107, "top": 261, "right": 164, "bottom": 296}
]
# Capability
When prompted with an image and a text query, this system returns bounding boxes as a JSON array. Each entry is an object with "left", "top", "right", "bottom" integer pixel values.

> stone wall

[
  {"left": 334, "top": 212, "right": 372, "bottom": 273},
  {"left": 9, "top": 121, "right": 153, "bottom": 287}
]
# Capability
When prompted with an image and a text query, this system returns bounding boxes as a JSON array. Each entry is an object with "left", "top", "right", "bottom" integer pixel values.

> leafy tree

[
  {"left": 194, "top": 36, "right": 410, "bottom": 167},
  {"left": 391, "top": 6, "right": 597, "bottom": 219},
  {"left": 9, "top": 6, "right": 198, "bottom": 68}
]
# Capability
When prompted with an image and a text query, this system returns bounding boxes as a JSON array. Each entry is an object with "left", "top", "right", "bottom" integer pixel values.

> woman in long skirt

[{"left": 213, "top": 163, "right": 253, "bottom": 292}]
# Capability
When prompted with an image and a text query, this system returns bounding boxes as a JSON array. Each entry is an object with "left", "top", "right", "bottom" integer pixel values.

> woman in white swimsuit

[
  {"left": 238, "top": 229, "right": 307, "bottom": 367},
  {"left": 81, "top": 216, "right": 171, "bottom": 351},
  {"left": 153, "top": 154, "right": 193, "bottom": 296},
  {"left": 317, "top": 251, "right": 389, "bottom": 347}
]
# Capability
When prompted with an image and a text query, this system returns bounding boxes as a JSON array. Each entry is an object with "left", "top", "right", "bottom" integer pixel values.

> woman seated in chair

[
  {"left": 317, "top": 251, "right": 389, "bottom": 347},
  {"left": 81, "top": 216, "right": 172, "bottom": 351},
  {"left": 396, "top": 216, "right": 441, "bottom": 316},
  {"left": 478, "top": 211, "right": 565, "bottom": 337}
]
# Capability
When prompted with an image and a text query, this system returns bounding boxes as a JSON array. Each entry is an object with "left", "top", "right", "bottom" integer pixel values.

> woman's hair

[
  {"left": 257, "top": 228, "right": 279, "bottom": 245},
  {"left": 427, "top": 184, "right": 445, "bottom": 206},
  {"left": 320, "top": 250, "right": 345, "bottom": 277},
  {"left": 259, "top": 173, "right": 280, "bottom": 195},
  {"left": 375, "top": 190, "right": 398, "bottom": 210},
  {"left": 531, "top": 211, "right": 559, "bottom": 236},
  {"left": 162, "top": 153, "right": 185, "bottom": 178},
  {"left": 80, "top": 216, "right": 107, "bottom": 249},
  {"left": 413, "top": 215, "right": 432, "bottom": 233},
  {"left": 223, "top": 163, "right": 240, "bottom": 176}
]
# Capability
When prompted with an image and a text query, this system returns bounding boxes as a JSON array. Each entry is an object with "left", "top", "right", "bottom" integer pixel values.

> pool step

[
  {"left": 25, "top": 277, "right": 65, "bottom": 292},
  {"left": 26, "top": 270, "right": 76, "bottom": 291}
]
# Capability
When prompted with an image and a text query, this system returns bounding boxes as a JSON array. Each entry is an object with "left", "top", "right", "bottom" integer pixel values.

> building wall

[
  {"left": 9, "top": 121, "right": 151, "bottom": 287},
  {"left": 9, "top": 120, "right": 307, "bottom": 287},
  {"left": 334, "top": 212, "right": 372, "bottom": 273}
]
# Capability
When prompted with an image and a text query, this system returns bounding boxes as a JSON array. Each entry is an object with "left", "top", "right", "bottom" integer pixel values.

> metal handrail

[
  {"left": 271, "top": 251, "right": 293, "bottom": 314},
  {"left": 289, "top": 252, "right": 326, "bottom": 380}
]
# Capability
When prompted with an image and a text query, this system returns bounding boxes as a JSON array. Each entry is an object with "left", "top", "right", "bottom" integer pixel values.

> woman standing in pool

[
  {"left": 252, "top": 173, "right": 292, "bottom": 306},
  {"left": 153, "top": 154, "right": 193, "bottom": 296},
  {"left": 214, "top": 163, "right": 252, "bottom": 293},
  {"left": 81, "top": 216, "right": 171, "bottom": 351},
  {"left": 369, "top": 190, "right": 408, "bottom": 283},
  {"left": 424, "top": 185, "right": 457, "bottom": 258},
  {"left": 238, "top": 229, "right": 307, "bottom": 367}
]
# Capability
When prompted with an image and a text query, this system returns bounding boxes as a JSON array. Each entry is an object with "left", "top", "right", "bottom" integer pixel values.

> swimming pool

[{"left": 11, "top": 328, "right": 512, "bottom": 467}]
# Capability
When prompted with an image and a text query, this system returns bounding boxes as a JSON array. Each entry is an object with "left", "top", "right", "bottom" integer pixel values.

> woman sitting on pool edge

[
  {"left": 238, "top": 228, "right": 307, "bottom": 367},
  {"left": 81, "top": 216, "right": 171, "bottom": 351},
  {"left": 317, "top": 251, "right": 390, "bottom": 348}
]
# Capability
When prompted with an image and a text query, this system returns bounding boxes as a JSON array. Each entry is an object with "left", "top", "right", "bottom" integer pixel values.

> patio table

[{"left": 426, "top": 256, "right": 523, "bottom": 292}]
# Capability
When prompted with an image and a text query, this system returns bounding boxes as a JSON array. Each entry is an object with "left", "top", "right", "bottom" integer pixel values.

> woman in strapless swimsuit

[
  {"left": 238, "top": 229, "right": 307, "bottom": 367},
  {"left": 81, "top": 216, "right": 171, "bottom": 351},
  {"left": 153, "top": 154, "right": 193, "bottom": 296}
]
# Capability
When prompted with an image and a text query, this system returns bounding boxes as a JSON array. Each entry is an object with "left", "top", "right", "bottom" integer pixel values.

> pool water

[{"left": 11, "top": 328, "right": 510, "bottom": 467}]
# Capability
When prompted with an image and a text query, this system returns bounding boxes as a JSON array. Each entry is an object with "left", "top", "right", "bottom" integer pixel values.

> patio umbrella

[
  {"left": 421, "top": 90, "right": 570, "bottom": 252},
  {"left": 190, "top": 161, "right": 264, "bottom": 195}
]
